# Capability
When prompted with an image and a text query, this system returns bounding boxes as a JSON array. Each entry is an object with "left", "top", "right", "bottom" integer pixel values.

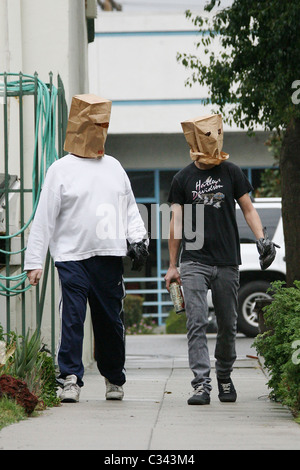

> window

[{"left": 127, "top": 170, "right": 154, "bottom": 199}]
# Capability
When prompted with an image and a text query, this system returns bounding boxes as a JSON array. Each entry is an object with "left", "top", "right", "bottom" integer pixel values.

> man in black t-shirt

[{"left": 165, "top": 114, "right": 276, "bottom": 406}]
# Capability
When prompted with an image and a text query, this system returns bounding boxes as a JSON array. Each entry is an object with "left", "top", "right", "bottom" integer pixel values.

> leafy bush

[
  {"left": 123, "top": 294, "right": 144, "bottom": 328},
  {"left": 38, "top": 350, "right": 60, "bottom": 408},
  {"left": 253, "top": 281, "right": 300, "bottom": 417},
  {"left": 165, "top": 309, "right": 187, "bottom": 334},
  {"left": 123, "top": 294, "right": 157, "bottom": 334},
  {"left": 126, "top": 317, "right": 156, "bottom": 335}
]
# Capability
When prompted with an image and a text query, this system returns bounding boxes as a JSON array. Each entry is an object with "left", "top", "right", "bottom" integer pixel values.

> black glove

[
  {"left": 256, "top": 228, "right": 280, "bottom": 270},
  {"left": 127, "top": 240, "right": 149, "bottom": 271}
]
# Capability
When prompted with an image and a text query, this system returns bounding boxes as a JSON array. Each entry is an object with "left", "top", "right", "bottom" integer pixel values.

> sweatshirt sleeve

[
  {"left": 24, "top": 179, "right": 61, "bottom": 271},
  {"left": 123, "top": 172, "right": 148, "bottom": 245}
]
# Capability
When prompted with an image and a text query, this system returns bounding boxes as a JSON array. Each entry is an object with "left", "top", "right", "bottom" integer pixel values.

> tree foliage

[
  {"left": 177, "top": 0, "right": 300, "bottom": 132},
  {"left": 253, "top": 281, "right": 300, "bottom": 416}
]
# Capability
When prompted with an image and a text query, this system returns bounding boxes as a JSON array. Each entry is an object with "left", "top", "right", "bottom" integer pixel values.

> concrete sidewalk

[{"left": 0, "top": 334, "right": 300, "bottom": 450}]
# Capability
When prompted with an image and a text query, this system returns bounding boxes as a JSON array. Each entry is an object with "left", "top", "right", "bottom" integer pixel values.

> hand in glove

[
  {"left": 256, "top": 228, "right": 280, "bottom": 270},
  {"left": 127, "top": 240, "right": 149, "bottom": 271}
]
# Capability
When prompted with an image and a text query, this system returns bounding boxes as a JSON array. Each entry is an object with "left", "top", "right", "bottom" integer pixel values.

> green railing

[{"left": 0, "top": 72, "right": 67, "bottom": 355}]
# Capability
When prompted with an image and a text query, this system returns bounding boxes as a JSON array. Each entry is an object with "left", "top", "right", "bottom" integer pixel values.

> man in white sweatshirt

[{"left": 24, "top": 94, "right": 148, "bottom": 403}]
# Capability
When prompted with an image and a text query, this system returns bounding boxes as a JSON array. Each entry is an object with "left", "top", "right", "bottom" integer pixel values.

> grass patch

[{"left": 0, "top": 396, "right": 27, "bottom": 430}]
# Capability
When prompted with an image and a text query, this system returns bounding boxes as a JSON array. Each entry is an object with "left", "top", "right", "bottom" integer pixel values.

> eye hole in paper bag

[{"left": 95, "top": 122, "right": 109, "bottom": 128}]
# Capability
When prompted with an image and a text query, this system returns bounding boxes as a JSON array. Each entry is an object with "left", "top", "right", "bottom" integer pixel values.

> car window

[{"left": 236, "top": 208, "right": 281, "bottom": 243}]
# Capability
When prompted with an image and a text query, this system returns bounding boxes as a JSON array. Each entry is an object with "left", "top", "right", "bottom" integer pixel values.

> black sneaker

[
  {"left": 217, "top": 377, "right": 237, "bottom": 402},
  {"left": 187, "top": 384, "right": 210, "bottom": 405}
]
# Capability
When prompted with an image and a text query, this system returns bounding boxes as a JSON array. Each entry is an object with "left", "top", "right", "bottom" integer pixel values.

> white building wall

[
  {"left": 0, "top": 0, "right": 89, "bottom": 105},
  {"left": 89, "top": 11, "right": 223, "bottom": 134},
  {"left": 89, "top": 10, "right": 272, "bottom": 170}
]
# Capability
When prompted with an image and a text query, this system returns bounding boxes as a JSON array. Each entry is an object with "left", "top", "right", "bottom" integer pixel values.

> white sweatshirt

[{"left": 24, "top": 154, "right": 147, "bottom": 270}]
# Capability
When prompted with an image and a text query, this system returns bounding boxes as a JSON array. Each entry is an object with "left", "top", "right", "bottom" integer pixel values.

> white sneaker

[
  {"left": 105, "top": 378, "right": 124, "bottom": 400},
  {"left": 60, "top": 375, "right": 80, "bottom": 403}
]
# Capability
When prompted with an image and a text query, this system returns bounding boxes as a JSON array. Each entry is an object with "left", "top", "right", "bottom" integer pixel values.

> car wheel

[{"left": 237, "top": 281, "right": 272, "bottom": 337}]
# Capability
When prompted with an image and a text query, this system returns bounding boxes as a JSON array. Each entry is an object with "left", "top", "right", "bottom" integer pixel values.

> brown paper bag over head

[
  {"left": 181, "top": 114, "right": 229, "bottom": 165},
  {"left": 64, "top": 94, "right": 112, "bottom": 158}
]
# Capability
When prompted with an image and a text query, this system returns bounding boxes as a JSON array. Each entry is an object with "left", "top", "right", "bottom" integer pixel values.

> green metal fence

[{"left": 0, "top": 72, "right": 67, "bottom": 355}]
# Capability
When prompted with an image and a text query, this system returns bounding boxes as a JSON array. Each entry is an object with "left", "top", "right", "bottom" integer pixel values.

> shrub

[
  {"left": 0, "top": 327, "right": 60, "bottom": 411},
  {"left": 11, "top": 329, "right": 42, "bottom": 383},
  {"left": 253, "top": 280, "right": 300, "bottom": 418},
  {"left": 123, "top": 294, "right": 144, "bottom": 328},
  {"left": 37, "top": 350, "right": 60, "bottom": 408},
  {"left": 126, "top": 317, "right": 156, "bottom": 335},
  {"left": 165, "top": 309, "right": 187, "bottom": 334}
]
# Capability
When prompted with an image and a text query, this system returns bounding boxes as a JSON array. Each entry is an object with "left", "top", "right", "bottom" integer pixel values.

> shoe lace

[
  {"left": 194, "top": 384, "right": 206, "bottom": 395},
  {"left": 64, "top": 382, "right": 78, "bottom": 392},
  {"left": 106, "top": 380, "right": 122, "bottom": 392},
  {"left": 109, "top": 384, "right": 121, "bottom": 391},
  {"left": 220, "top": 382, "right": 231, "bottom": 393}
]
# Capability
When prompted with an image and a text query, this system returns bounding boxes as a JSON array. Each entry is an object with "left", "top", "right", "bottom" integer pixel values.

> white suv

[{"left": 208, "top": 198, "right": 285, "bottom": 337}]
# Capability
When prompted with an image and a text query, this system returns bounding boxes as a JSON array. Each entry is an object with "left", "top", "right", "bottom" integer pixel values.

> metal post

[
  {"left": 19, "top": 72, "right": 26, "bottom": 336},
  {"left": 3, "top": 73, "right": 10, "bottom": 332},
  {"left": 33, "top": 72, "right": 40, "bottom": 325},
  {"left": 154, "top": 169, "right": 163, "bottom": 325}
]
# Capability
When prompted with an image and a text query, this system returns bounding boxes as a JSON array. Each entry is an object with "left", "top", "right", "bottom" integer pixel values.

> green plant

[
  {"left": 0, "top": 326, "right": 60, "bottom": 410},
  {"left": 253, "top": 281, "right": 300, "bottom": 417},
  {"left": 12, "top": 329, "right": 42, "bottom": 384},
  {"left": 123, "top": 294, "right": 144, "bottom": 328},
  {"left": 38, "top": 350, "right": 60, "bottom": 408},
  {"left": 165, "top": 309, "right": 187, "bottom": 334},
  {"left": 0, "top": 324, "right": 19, "bottom": 351}
]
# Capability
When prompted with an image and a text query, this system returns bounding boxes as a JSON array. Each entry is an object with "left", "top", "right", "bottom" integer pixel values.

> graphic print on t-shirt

[{"left": 192, "top": 176, "right": 225, "bottom": 209}]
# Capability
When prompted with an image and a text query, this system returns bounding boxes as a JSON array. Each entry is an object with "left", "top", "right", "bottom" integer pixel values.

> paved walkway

[{"left": 0, "top": 334, "right": 300, "bottom": 451}]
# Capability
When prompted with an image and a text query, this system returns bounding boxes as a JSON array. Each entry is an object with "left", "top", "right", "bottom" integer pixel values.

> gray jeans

[{"left": 180, "top": 261, "right": 240, "bottom": 392}]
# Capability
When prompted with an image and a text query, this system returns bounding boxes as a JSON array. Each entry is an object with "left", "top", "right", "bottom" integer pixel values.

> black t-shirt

[{"left": 168, "top": 161, "right": 253, "bottom": 266}]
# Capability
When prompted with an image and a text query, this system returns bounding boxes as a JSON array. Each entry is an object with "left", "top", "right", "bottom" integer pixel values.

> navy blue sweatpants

[{"left": 55, "top": 256, "right": 126, "bottom": 387}]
